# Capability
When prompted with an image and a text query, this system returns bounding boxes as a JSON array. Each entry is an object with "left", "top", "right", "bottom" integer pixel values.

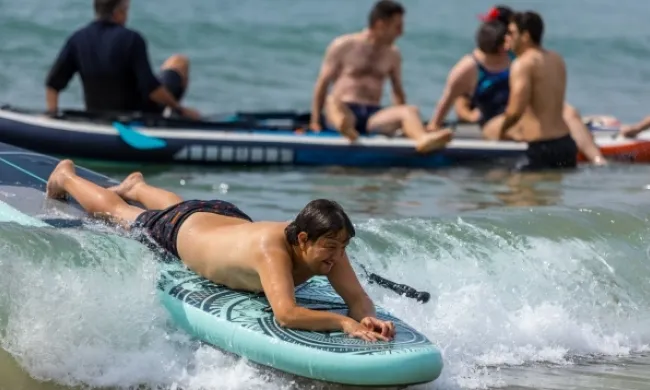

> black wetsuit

[{"left": 45, "top": 20, "right": 185, "bottom": 114}]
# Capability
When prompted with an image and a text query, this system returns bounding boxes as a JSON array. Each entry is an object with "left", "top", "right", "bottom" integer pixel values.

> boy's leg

[
  {"left": 46, "top": 160, "right": 144, "bottom": 227},
  {"left": 109, "top": 172, "right": 183, "bottom": 210}
]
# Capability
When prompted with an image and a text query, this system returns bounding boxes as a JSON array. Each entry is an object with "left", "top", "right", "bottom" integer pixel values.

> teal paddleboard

[{"left": 157, "top": 260, "right": 442, "bottom": 386}]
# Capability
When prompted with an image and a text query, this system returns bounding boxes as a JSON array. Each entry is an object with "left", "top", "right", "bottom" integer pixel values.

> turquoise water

[{"left": 3, "top": 0, "right": 650, "bottom": 389}]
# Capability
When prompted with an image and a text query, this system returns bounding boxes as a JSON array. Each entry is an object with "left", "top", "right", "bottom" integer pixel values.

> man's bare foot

[
  {"left": 341, "top": 127, "right": 360, "bottom": 142},
  {"left": 108, "top": 172, "right": 144, "bottom": 200},
  {"left": 415, "top": 129, "right": 453, "bottom": 153},
  {"left": 46, "top": 159, "right": 75, "bottom": 199}
]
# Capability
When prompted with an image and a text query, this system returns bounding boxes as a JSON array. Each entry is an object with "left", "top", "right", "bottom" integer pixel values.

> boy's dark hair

[
  {"left": 285, "top": 199, "right": 355, "bottom": 245},
  {"left": 368, "top": 0, "right": 405, "bottom": 27},
  {"left": 476, "top": 21, "right": 508, "bottom": 54},
  {"left": 511, "top": 11, "right": 544, "bottom": 45},
  {"left": 94, "top": 0, "right": 124, "bottom": 20}
]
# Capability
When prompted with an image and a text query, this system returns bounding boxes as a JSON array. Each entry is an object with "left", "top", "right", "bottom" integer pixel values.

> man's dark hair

[
  {"left": 476, "top": 21, "right": 508, "bottom": 54},
  {"left": 94, "top": 0, "right": 125, "bottom": 20},
  {"left": 511, "top": 11, "right": 544, "bottom": 45},
  {"left": 368, "top": 0, "right": 405, "bottom": 27},
  {"left": 285, "top": 199, "right": 356, "bottom": 245}
]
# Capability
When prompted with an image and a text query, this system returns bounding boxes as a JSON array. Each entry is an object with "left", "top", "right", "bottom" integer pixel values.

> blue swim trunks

[{"left": 344, "top": 102, "right": 382, "bottom": 134}]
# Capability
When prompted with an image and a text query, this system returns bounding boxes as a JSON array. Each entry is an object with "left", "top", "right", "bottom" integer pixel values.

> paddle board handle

[{"left": 367, "top": 273, "right": 431, "bottom": 303}]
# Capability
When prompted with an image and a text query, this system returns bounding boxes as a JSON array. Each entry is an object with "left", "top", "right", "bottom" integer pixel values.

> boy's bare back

[{"left": 176, "top": 215, "right": 307, "bottom": 291}]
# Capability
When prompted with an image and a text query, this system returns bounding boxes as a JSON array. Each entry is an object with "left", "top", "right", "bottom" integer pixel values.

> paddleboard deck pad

[{"left": 0, "top": 141, "right": 443, "bottom": 387}]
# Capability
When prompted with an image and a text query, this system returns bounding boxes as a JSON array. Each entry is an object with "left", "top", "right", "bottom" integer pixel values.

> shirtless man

[
  {"left": 488, "top": 11, "right": 578, "bottom": 170},
  {"left": 426, "top": 5, "right": 606, "bottom": 166},
  {"left": 309, "top": 0, "right": 452, "bottom": 153},
  {"left": 45, "top": 159, "right": 395, "bottom": 342}
]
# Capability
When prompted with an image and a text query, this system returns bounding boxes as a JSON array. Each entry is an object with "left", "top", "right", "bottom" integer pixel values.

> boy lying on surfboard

[{"left": 45, "top": 159, "right": 395, "bottom": 342}]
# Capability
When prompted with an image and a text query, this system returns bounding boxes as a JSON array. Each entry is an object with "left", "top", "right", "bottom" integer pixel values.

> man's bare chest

[{"left": 341, "top": 46, "right": 394, "bottom": 77}]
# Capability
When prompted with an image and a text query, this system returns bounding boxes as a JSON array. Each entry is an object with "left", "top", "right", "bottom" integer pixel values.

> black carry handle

[{"left": 359, "top": 265, "right": 431, "bottom": 303}]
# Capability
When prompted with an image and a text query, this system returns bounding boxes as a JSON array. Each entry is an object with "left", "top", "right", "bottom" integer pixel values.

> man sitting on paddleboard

[
  {"left": 485, "top": 11, "right": 579, "bottom": 170},
  {"left": 308, "top": 0, "right": 452, "bottom": 153},
  {"left": 425, "top": 5, "right": 607, "bottom": 167},
  {"left": 45, "top": 159, "right": 395, "bottom": 342},
  {"left": 45, "top": 0, "right": 200, "bottom": 120}
]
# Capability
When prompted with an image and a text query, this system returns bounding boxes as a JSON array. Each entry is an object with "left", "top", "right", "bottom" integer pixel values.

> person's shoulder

[
  {"left": 330, "top": 33, "right": 359, "bottom": 46},
  {"left": 512, "top": 51, "right": 537, "bottom": 68},
  {"left": 66, "top": 22, "right": 94, "bottom": 39},
  {"left": 116, "top": 26, "right": 152, "bottom": 52},
  {"left": 77, "top": 21, "right": 146, "bottom": 41},
  {"left": 449, "top": 54, "right": 477, "bottom": 77},
  {"left": 252, "top": 221, "right": 292, "bottom": 245},
  {"left": 328, "top": 33, "right": 357, "bottom": 51},
  {"left": 250, "top": 222, "right": 293, "bottom": 263},
  {"left": 61, "top": 22, "right": 101, "bottom": 47},
  {"left": 337, "top": 31, "right": 362, "bottom": 42},
  {"left": 457, "top": 53, "right": 477, "bottom": 68},
  {"left": 117, "top": 25, "right": 147, "bottom": 42},
  {"left": 508, "top": 55, "right": 534, "bottom": 80},
  {"left": 545, "top": 49, "right": 566, "bottom": 63}
]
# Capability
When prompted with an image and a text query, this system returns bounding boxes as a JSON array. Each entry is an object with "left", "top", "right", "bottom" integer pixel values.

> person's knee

[
  {"left": 403, "top": 105, "right": 420, "bottom": 117},
  {"left": 162, "top": 54, "right": 190, "bottom": 78},
  {"left": 392, "top": 105, "right": 421, "bottom": 122}
]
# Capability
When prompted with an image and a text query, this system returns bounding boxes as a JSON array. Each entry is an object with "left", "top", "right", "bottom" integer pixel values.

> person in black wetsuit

[{"left": 45, "top": 0, "right": 200, "bottom": 119}]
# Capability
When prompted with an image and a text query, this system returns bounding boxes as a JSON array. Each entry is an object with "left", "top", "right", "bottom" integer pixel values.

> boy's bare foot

[
  {"left": 108, "top": 172, "right": 144, "bottom": 200},
  {"left": 46, "top": 160, "right": 75, "bottom": 199}
]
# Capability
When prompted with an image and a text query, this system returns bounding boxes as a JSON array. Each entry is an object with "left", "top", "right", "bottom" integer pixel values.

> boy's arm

[
  {"left": 327, "top": 253, "right": 395, "bottom": 338},
  {"left": 327, "top": 252, "right": 376, "bottom": 321},
  {"left": 257, "top": 249, "right": 354, "bottom": 331}
]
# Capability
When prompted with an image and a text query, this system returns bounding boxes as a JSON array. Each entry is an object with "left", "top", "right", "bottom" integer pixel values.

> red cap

[
  {"left": 478, "top": 6, "right": 514, "bottom": 24},
  {"left": 478, "top": 7, "right": 501, "bottom": 22}
]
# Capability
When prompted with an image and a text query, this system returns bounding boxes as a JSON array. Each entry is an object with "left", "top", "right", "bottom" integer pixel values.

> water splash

[{"left": 0, "top": 204, "right": 649, "bottom": 389}]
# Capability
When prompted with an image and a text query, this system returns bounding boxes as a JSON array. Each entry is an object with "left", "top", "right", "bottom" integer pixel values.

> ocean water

[
  {"left": 3, "top": 164, "right": 650, "bottom": 390},
  {"left": 2, "top": 0, "right": 650, "bottom": 389}
]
